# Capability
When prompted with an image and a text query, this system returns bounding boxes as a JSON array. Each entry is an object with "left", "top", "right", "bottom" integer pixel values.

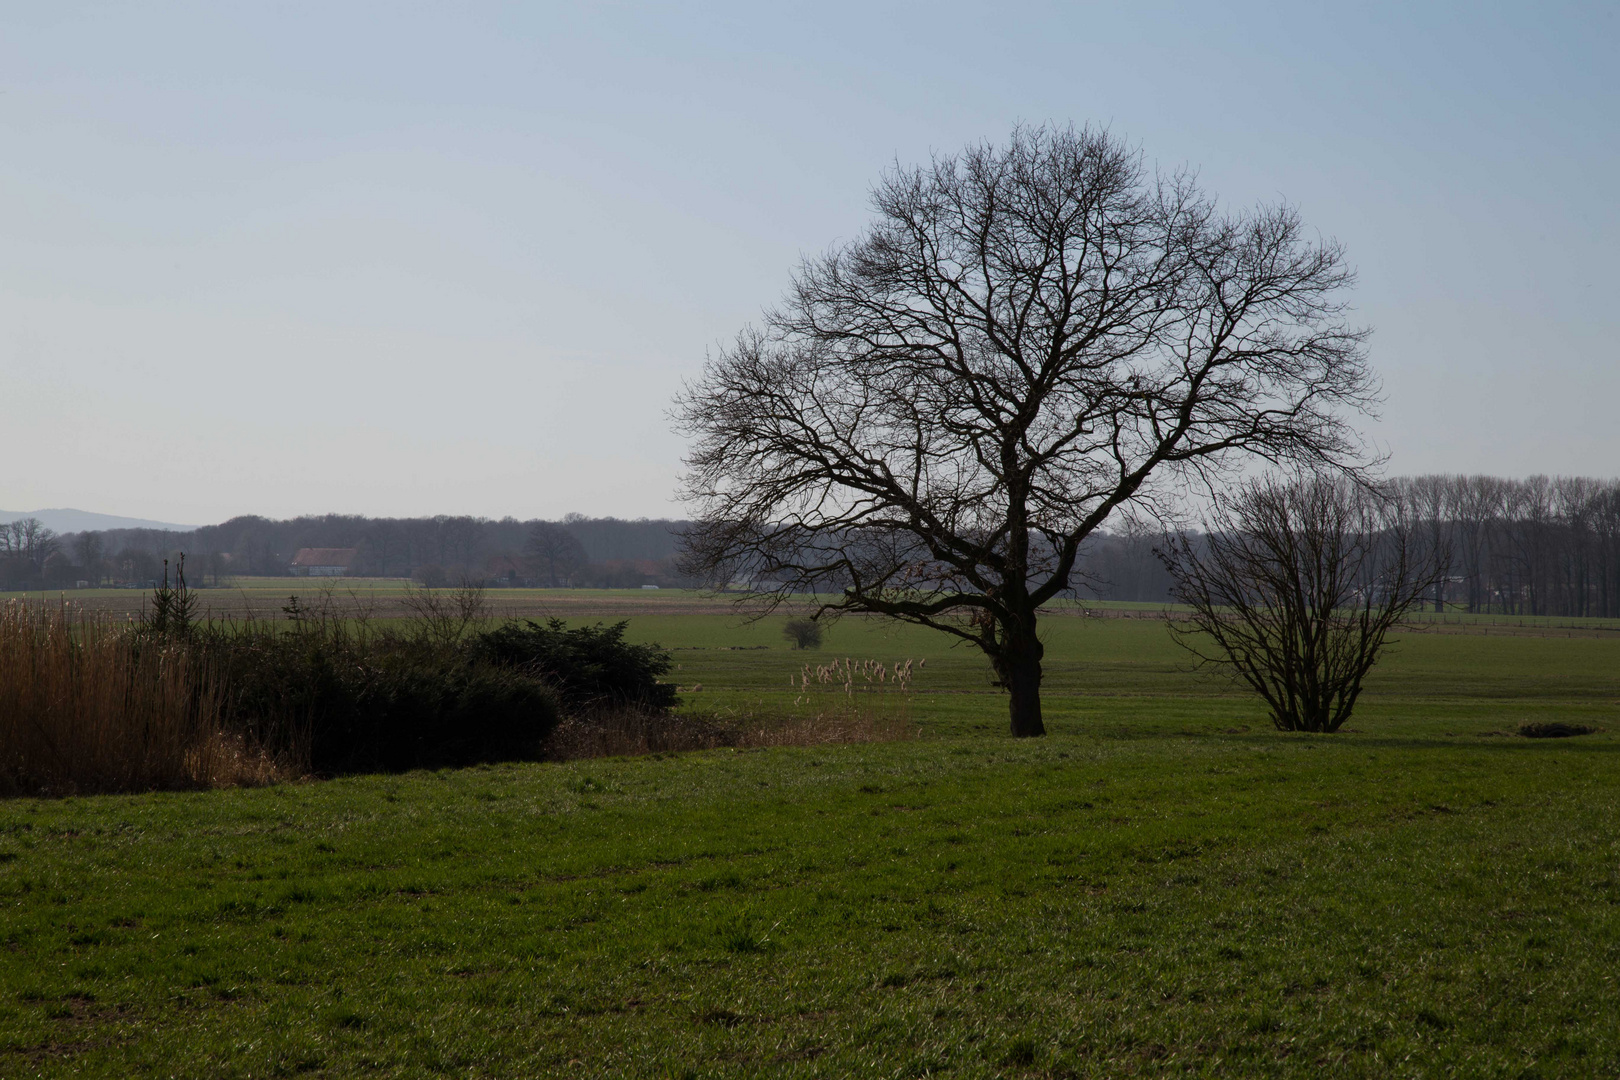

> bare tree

[
  {"left": 73, "top": 533, "right": 106, "bottom": 585},
  {"left": 1393, "top": 475, "right": 1451, "bottom": 612},
  {"left": 1157, "top": 474, "right": 1444, "bottom": 733},
  {"left": 1596, "top": 482, "right": 1620, "bottom": 618},
  {"left": 401, "top": 579, "right": 491, "bottom": 647},
  {"left": 2, "top": 518, "right": 58, "bottom": 567},
  {"left": 524, "top": 522, "right": 587, "bottom": 587},
  {"left": 676, "top": 125, "right": 1375, "bottom": 736},
  {"left": 1447, "top": 475, "right": 1506, "bottom": 613},
  {"left": 782, "top": 617, "right": 824, "bottom": 650},
  {"left": 361, "top": 521, "right": 402, "bottom": 578}
]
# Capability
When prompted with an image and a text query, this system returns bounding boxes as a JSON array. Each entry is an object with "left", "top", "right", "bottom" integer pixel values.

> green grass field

[{"left": 2, "top": 602, "right": 1618, "bottom": 1077}]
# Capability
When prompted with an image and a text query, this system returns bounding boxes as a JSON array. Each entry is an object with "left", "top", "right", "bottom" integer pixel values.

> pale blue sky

[{"left": 3, "top": 2, "right": 1615, "bottom": 525}]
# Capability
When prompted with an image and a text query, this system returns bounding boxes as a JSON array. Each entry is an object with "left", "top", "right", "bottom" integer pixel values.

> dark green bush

[
  {"left": 470, "top": 619, "right": 678, "bottom": 712},
  {"left": 782, "top": 617, "right": 823, "bottom": 649},
  {"left": 197, "top": 627, "right": 560, "bottom": 774},
  {"left": 135, "top": 572, "right": 674, "bottom": 775}
]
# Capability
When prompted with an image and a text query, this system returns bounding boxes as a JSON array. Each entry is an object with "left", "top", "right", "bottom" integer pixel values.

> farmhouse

[
  {"left": 290, "top": 548, "right": 357, "bottom": 577},
  {"left": 484, "top": 554, "right": 525, "bottom": 585}
]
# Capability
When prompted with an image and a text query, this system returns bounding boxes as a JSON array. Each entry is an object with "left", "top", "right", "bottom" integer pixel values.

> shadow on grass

[
  {"left": 1329, "top": 735, "right": 1620, "bottom": 754},
  {"left": 1154, "top": 728, "right": 1620, "bottom": 755},
  {"left": 1030, "top": 717, "right": 1620, "bottom": 755}
]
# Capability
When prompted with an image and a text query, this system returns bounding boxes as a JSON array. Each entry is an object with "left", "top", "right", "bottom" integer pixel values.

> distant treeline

[
  {"left": 1079, "top": 475, "right": 1620, "bottom": 616},
  {"left": 1388, "top": 475, "right": 1620, "bottom": 618},
  {"left": 3, "top": 474, "right": 1616, "bottom": 615},
  {"left": 0, "top": 514, "right": 694, "bottom": 590}
]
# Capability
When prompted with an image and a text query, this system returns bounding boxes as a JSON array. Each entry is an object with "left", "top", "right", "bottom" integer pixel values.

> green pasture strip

[
  {"left": 624, "top": 614, "right": 1620, "bottom": 735},
  {"left": 0, "top": 618, "right": 1616, "bottom": 1077},
  {"left": 3, "top": 717, "right": 1618, "bottom": 1077},
  {"left": 1402, "top": 612, "right": 1620, "bottom": 633},
  {"left": 5, "top": 589, "right": 1615, "bottom": 730}
]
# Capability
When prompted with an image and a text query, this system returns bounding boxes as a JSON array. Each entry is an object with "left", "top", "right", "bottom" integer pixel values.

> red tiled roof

[{"left": 290, "top": 547, "right": 357, "bottom": 567}]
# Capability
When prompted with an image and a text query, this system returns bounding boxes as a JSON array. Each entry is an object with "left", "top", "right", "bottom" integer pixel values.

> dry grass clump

[
  {"left": 545, "top": 655, "right": 922, "bottom": 761},
  {"left": 545, "top": 708, "right": 738, "bottom": 759},
  {"left": 0, "top": 602, "right": 289, "bottom": 797},
  {"left": 545, "top": 705, "right": 915, "bottom": 761},
  {"left": 736, "top": 707, "right": 916, "bottom": 748}
]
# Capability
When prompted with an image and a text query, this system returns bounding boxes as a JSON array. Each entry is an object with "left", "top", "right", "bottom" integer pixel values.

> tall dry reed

[
  {"left": 0, "top": 602, "right": 287, "bottom": 796},
  {"left": 782, "top": 655, "right": 920, "bottom": 731}
]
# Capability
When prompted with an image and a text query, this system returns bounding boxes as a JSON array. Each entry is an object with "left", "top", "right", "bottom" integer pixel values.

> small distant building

[
  {"left": 290, "top": 548, "right": 357, "bottom": 577},
  {"left": 484, "top": 555, "right": 526, "bottom": 586}
]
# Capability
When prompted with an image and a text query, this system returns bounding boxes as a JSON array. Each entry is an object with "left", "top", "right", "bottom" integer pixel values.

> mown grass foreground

[{"left": 2, "top": 614, "right": 1618, "bottom": 1077}]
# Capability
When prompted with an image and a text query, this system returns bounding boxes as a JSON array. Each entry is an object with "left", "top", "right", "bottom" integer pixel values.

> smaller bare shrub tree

[
  {"left": 1157, "top": 475, "right": 1445, "bottom": 733},
  {"left": 782, "top": 617, "right": 823, "bottom": 650},
  {"left": 401, "top": 580, "right": 491, "bottom": 647}
]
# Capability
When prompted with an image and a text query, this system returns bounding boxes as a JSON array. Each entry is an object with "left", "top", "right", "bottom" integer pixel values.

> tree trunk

[{"left": 996, "top": 635, "right": 1047, "bottom": 738}]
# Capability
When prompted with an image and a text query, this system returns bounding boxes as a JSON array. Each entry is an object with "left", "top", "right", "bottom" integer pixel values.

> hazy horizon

[{"left": 4, "top": 3, "right": 1615, "bottom": 525}]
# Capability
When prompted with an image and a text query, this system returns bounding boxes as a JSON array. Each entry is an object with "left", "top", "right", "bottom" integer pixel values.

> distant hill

[{"left": 0, "top": 508, "right": 200, "bottom": 534}]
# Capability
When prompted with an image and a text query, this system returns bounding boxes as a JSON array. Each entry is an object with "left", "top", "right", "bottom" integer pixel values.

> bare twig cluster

[
  {"left": 1158, "top": 474, "right": 1445, "bottom": 732},
  {"left": 400, "top": 580, "right": 492, "bottom": 647}
]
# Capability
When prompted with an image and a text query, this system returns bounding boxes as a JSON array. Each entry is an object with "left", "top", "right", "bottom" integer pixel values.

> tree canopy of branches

[
  {"left": 1157, "top": 475, "right": 1444, "bottom": 733},
  {"left": 0, "top": 518, "right": 57, "bottom": 566},
  {"left": 676, "top": 124, "right": 1375, "bottom": 736},
  {"left": 524, "top": 522, "right": 588, "bottom": 587}
]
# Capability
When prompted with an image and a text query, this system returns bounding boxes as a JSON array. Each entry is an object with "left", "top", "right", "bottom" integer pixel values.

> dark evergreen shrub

[
  {"left": 470, "top": 619, "right": 678, "bottom": 711},
  {"left": 198, "top": 627, "right": 560, "bottom": 774},
  {"left": 306, "top": 648, "right": 558, "bottom": 773},
  {"left": 174, "top": 613, "right": 675, "bottom": 776}
]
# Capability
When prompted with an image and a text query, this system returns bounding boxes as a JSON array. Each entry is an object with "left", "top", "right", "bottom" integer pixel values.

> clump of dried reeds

[
  {"left": 0, "top": 601, "right": 289, "bottom": 797},
  {"left": 793, "top": 656, "right": 920, "bottom": 697},
  {"left": 783, "top": 655, "right": 920, "bottom": 729}
]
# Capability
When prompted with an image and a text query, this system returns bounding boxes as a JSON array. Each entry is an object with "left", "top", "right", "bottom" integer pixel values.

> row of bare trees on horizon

[
  {"left": 5, "top": 473, "right": 1618, "bottom": 619},
  {"left": 1387, "top": 474, "right": 1620, "bottom": 619},
  {"left": 0, "top": 514, "right": 696, "bottom": 592},
  {"left": 1040, "top": 473, "right": 1620, "bottom": 620}
]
